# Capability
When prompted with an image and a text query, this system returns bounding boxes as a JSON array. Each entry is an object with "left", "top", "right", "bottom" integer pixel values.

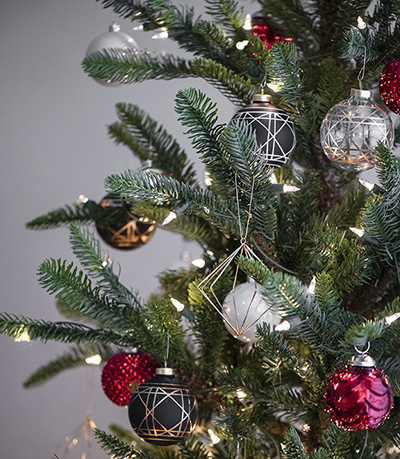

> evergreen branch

[
  {"left": 69, "top": 223, "right": 141, "bottom": 308},
  {"left": 191, "top": 58, "right": 256, "bottom": 105},
  {"left": 97, "top": 0, "right": 161, "bottom": 28},
  {"left": 281, "top": 428, "right": 309, "bottom": 459},
  {"left": 23, "top": 344, "right": 112, "bottom": 388},
  {"left": 0, "top": 314, "right": 127, "bottom": 345},
  {"left": 105, "top": 170, "right": 242, "bottom": 237},
  {"left": 94, "top": 429, "right": 155, "bottom": 459},
  {"left": 26, "top": 200, "right": 127, "bottom": 230},
  {"left": 110, "top": 103, "right": 197, "bottom": 185},
  {"left": 205, "top": 0, "right": 245, "bottom": 35},
  {"left": 82, "top": 49, "right": 193, "bottom": 84},
  {"left": 38, "top": 258, "right": 130, "bottom": 329}
]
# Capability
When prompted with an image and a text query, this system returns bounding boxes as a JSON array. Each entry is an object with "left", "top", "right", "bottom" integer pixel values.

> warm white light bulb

[
  {"left": 162, "top": 211, "right": 177, "bottom": 225},
  {"left": 307, "top": 276, "right": 316, "bottom": 294},
  {"left": 236, "top": 40, "right": 249, "bottom": 50},
  {"left": 171, "top": 298, "right": 185, "bottom": 312},
  {"left": 357, "top": 16, "right": 367, "bottom": 29},
  {"left": 275, "top": 320, "right": 291, "bottom": 331},
  {"left": 349, "top": 227, "right": 365, "bottom": 237},
  {"left": 192, "top": 258, "right": 206, "bottom": 268},
  {"left": 208, "top": 429, "right": 221, "bottom": 444},
  {"left": 243, "top": 13, "right": 252, "bottom": 30},
  {"left": 152, "top": 27, "right": 169, "bottom": 39},
  {"left": 283, "top": 184, "right": 300, "bottom": 193},
  {"left": 358, "top": 178, "right": 375, "bottom": 191},
  {"left": 14, "top": 329, "right": 31, "bottom": 342},
  {"left": 85, "top": 354, "right": 102, "bottom": 365},
  {"left": 385, "top": 312, "right": 400, "bottom": 325}
]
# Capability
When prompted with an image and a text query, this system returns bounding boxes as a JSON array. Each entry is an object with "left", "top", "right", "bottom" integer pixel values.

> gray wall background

[
  {"left": 0, "top": 1, "right": 387, "bottom": 457},
  {"left": 0, "top": 1, "right": 260, "bottom": 457}
]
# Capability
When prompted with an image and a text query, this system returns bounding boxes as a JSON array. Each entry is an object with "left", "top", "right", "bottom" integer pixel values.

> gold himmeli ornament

[{"left": 96, "top": 194, "right": 156, "bottom": 250}]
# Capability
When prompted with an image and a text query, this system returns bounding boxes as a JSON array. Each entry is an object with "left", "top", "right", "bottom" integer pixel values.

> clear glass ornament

[
  {"left": 222, "top": 279, "right": 281, "bottom": 343},
  {"left": 85, "top": 22, "right": 139, "bottom": 86},
  {"left": 320, "top": 89, "right": 394, "bottom": 171}
]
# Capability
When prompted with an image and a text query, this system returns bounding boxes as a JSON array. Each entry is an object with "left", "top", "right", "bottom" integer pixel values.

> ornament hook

[
  {"left": 357, "top": 45, "right": 367, "bottom": 90},
  {"left": 164, "top": 329, "right": 170, "bottom": 367},
  {"left": 354, "top": 342, "right": 370, "bottom": 355}
]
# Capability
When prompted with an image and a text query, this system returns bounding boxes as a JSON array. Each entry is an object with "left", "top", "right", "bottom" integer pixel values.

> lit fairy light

[
  {"left": 358, "top": 178, "right": 375, "bottom": 191},
  {"left": 204, "top": 170, "right": 213, "bottom": 186},
  {"left": 207, "top": 429, "right": 221, "bottom": 444},
  {"left": 76, "top": 194, "right": 89, "bottom": 205},
  {"left": 350, "top": 227, "right": 365, "bottom": 237},
  {"left": 14, "top": 329, "right": 30, "bottom": 343},
  {"left": 303, "top": 424, "right": 311, "bottom": 432},
  {"left": 192, "top": 258, "right": 206, "bottom": 268},
  {"left": 307, "top": 276, "right": 316, "bottom": 294},
  {"left": 283, "top": 184, "right": 300, "bottom": 193},
  {"left": 152, "top": 27, "right": 169, "bottom": 39},
  {"left": 357, "top": 16, "right": 367, "bottom": 29},
  {"left": 162, "top": 211, "right": 177, "bottom": 225},
  {"left": 275, "top": 320, "right": 291, "bottom": 331},
  {"left": 267, "top": 82, "right": 283, "bottom": 92},
  {"left": 385, "top": 312, "right": 400, "bottom": 325},
  {"left": 270, "top": 173, "right": 278, "bottom": 184},
  {"left": 132, "top": 25, "right": 144, "bottom": 31},
  {"left": 243, "top": 13, "right": 252, "bottom": 30},
  {"left": 85, "top": 354, "right": 102, "bottom": 365},
  {"left": 236, "top": 40, "right": 249, "bottom": 50},
  {"left": 236, "top": 389, "right": 247, "bottom": 399},
  {"left": 171, "top": 298, "right": 185, "bottom": 312}
]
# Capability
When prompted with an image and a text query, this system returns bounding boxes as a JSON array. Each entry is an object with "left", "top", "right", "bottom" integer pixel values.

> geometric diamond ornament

[
  {"left": 231, "top": 94, "right": 296, "bottom": 168},
  {"left": 320, "top": 88, "right": 394, "bottom": 172},
  {"left": 128, "top": 368, "right": 198, "bottom": 446}
]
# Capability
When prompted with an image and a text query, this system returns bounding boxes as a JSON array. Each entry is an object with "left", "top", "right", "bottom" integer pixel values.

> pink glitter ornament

[{"left": 380, "top": 56, "right": 400, "bottom": 114}]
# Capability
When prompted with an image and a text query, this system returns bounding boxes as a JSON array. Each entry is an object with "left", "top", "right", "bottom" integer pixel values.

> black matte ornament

[
  {"left": 96, "top": 194, "right": 156, "bottom": 251},
  {"left": 231, "top": 94, "right": 296, "bottom": 168},
  {"left": 128, "top": 368, "right": 198, "bottom": 446}
]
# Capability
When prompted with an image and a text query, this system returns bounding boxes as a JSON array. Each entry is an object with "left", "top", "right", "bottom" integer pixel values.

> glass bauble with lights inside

[
  {"left": 320, "top": 88, "right": 394, "bottom": 171},
  {"left": 85, "top": 22, "right": 139, "bottom": 86},
  {"left": 96, "top": 194, "right": 156, "bottom": 251},
  {"left": 128, "top": 368, "right": 198, "bottom": 446},
  {"left": 221, "top": 279, "right": 281, "bottom": 343},
  {"left": 325, "top": 352, "right": 393, "bottom": 430},
  {"left": 380, "top": 56, "right": 400, "bottom": 114},
  {"left": 231, "top": 94, "right": 296, "bottom": 169},
  {"left": 101, "top": 352, "right": 158, "bottom": 406}
]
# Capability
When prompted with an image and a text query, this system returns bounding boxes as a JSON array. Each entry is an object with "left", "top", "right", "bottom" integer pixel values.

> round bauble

[
  {"left": 128, "top": 368, "right": 198, "bottom": 446},
  {"left": 85, "top": 22, "right": 139, "bottom": 86},
  {"left": 380, "top": 56, "right": 400, "bottom": 114},
  {"left": 320, "top": 88, "right": 394, "bottom": 171},
  {"left": 251, "top": 15, "right": 292, "bottom": 49},
  {"left": 325, "top": 353, "right": 393, "bottom": 430},
  {"left": 101, "top": 352, "right": 158, "bottom": 406},
  {"left": 222, "top": 280, "right": 281, "bottom": 343},
  {"left": 231, "top": 94, "right": 296, "bottom": 168},
  {"left": 96, "top": 194, "right": 156, "bottom": 251}
]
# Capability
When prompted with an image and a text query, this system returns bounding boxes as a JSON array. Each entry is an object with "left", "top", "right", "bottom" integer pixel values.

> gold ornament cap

[
  {"left": 350, "top": 88, "right": 372, "bottom": 99},
  {"left": 156, "top": 367, "right": 174, "bottom": 376},
  {"left": 253, "top": 94, "right": 273, "bottom": 103}
]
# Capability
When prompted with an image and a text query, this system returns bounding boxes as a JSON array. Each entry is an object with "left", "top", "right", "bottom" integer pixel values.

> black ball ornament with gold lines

[
  {"left": 96, "top": 194, "right": 156, "bottom": 251},
  {"left": 128, "top": 367, "right": 198, "bottom": 446},
  {"left": 231, "top": 94, "right": 296, "bottom": 168}
]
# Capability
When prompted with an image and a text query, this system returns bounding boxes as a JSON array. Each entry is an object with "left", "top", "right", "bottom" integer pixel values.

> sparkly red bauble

[
  {"left": 325, "top": 364, "right": 393, "bottom": 430},
  {"left": 380, "top": 56, "right": 400, "bottom": 114},
  {"left": 101, "top": 352, "right": 158, "bottom": 406},
  {"left": 251, "top": 15, "right": 292, "bottom": 49}
]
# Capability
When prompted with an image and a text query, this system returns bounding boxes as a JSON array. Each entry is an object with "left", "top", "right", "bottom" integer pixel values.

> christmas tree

[{"left": 2, "top": 0, "right": 400, "bottom": 457}]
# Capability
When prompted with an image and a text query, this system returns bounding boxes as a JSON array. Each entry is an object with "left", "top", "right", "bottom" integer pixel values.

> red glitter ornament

[
  {"left": 380, "top": 56, "right": 400, "bottom": 114},
  {"left": 251, "top": 15, "right": 292, "bottom": 49},
  {"left": 325, "top": 353, "right": 393, "bottom": 430},
  {"left": 101, "top": 352, "right": 158, "bottom": 406}
]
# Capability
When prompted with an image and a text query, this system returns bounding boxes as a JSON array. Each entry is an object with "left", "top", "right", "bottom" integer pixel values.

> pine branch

[
  {"left": 97, "top": 0, "right": 161, "bottom": 28},
  {"left": 281, "top": 428, "right": 309, "bottom": 459},
  {"left": 26, "top": 199, "right": 128, "bottom": 230},
  {"left": 205, "top": 0, "right": 245, "bottom": 36},
  {"left": 0, "top": 314, "right": 128, "bottom": 345},
  {"left": 94, "top": 429, "right": 155, "bottom": 459},
  {"left": 110, "top": 102, "right": 197, "bottom": 185}
]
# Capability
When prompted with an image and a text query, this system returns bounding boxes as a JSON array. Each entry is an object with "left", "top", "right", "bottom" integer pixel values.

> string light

[
  {"left": 267, "top": 82, "right": 283, "bottom": 92},
  {"left": 307, "top": 276, "right": 316, "bottom": 294},
  {"left": 243, "top": 13, "right": 252, "bottom": 30},
  {"left": 192, "top": 258, "right": 206, "bottom": 268},
  {"left": 85, "top": 354, "right": 102, "bottom": 365},
  {"left": 358, "top": 178, "right": 375, "bottom": 191},
  {"left": 162, "top": 211, "right": 177, "bottom": 225},
  {"left": 302, "top": 424, "right": 311, "bottom": 432},
  {"left": 236, "top": 40, "right": 249, "bottom": 50},
  {"left": 152, "top": 27, "right": 169, "bottom": 39},
  {"left": 76, "top": 194, "right": 89, "bottom": 205},
  {"left": 349, "top": 227, "right": 365, "bottom": 237},
  {"left": 385, "top": 312, "right": 400, "bottom": 325},
  {"left": 283, "top": 184, "right": 300, "bottom": 193},
  {"left": 357, "top": 16, "right": 367, "bottom": 29},
  {"left": 171, "top": 298, "right": 185, "bottom": 312},
  {"left": 275, "top": 320, "right": 291, "bottom": 331},
  {"left": 236, "top": 389, "right": 247, "bottom": 399},
  {"left": 207, "top": 429, "right": 221, "bottom": 444},
  {"left": 14, "top": 329, "right": 31, "bottom": 342}
]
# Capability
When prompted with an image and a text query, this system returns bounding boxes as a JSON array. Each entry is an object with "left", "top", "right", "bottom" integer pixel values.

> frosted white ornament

[
  {"left": 85, "top": 22, "right": 139, "bottom": 86},
  {"left": 222, "top": 280, "right": 281, "bottom": 343},
  {"left": 320, "top": 88, "right": 394, "bottom": 171}
]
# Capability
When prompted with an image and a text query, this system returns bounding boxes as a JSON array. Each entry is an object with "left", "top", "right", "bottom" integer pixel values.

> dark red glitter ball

[
  {"left": 251, "top": 16, "right": 292, "bottom": 50},
  {"left": 380, "top": 56, "right": 400, "bottom": 114},
  {"left": 101, "top": 352, "right": 158, "bottom": 406},
  {"left": 325, "top": 365, "right": 393, "bottom": 430}
]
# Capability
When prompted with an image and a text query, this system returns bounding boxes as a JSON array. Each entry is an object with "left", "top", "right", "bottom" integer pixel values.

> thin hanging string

[
  {"left": 234, "top": 173, "right": 256, "bottom": 244},
  {"left": 164, "top": 329, "right": 170, "bottom": 367},
  {"left": 357, "top": 46, "right": 367, "bottom": 90}
]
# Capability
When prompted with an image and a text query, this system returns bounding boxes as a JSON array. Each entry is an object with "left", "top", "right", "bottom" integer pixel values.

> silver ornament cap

[
  {"left": 156, "top": 367, "right": 174, "bottom": 376},
  {"left": 349, "top": 353, "right": 376, "bottom": 368},
  {"left": 350, "top": 88, "right": 372, "bottom": 99}
]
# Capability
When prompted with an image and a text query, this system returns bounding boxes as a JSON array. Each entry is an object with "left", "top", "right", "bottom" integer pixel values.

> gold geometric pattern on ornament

[
  {"left": 198, "top": 239, "right": 267, "bottom": 339},
  {"left": 108, "top": 221, "right": 155, "bottom": 245},
  {"left": 234, "top": 107, "right": 296, "bottom": 164},
  {"left": 132, "top": 384, "right": 197, "bottom": 444},
  {"left": 322, "top": 105, "right": 392, "bottom": 167}
]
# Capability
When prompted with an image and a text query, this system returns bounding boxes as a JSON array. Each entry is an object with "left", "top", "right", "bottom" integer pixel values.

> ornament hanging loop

[
  {"left": 354, "top": 341, "right": 370, "bottom": 355},
  {"left": 357, "top": 46, "right": 367, "bottom": 90},
  {"left": 164, "top": 329, "right": 170, "bottom": 368},
  {"left": 234, "top": 173, "right": 255, "bottom": 243}
]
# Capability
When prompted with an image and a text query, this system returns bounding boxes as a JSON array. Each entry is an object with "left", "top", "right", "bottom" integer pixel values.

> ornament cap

[
  {"left": 109, "top": 21, "right": 121, "bottom": 32},
  {"left": 349, "top": 353, "right": 376, "bottom": 367},
  {"left": 156, "top": 367, "right": 174, "bottom": 376},
  {"left": 350, "top": 88, "right": 372, "bottom": 99},
  {"left": 253, "top": 94, "right": 272, "bottom": 103}
]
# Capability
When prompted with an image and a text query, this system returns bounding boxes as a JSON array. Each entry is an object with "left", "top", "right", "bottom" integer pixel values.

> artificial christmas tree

[{"left": 2, "top": 1, "right": 400, "bottom": 458}]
